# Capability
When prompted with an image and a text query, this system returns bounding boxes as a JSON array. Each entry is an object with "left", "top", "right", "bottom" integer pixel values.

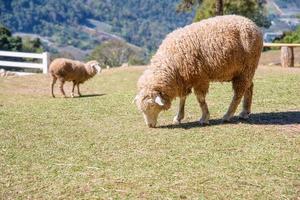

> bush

[
  {"left": 274, "top": 26, "right": 300, "bottom": 44},
  {"left": 87, "top": 39, "right": 147, "bottom": 67}
]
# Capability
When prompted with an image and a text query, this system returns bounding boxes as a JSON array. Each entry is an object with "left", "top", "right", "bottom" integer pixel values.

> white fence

[{"left": 0, "top": 51, "right": 49, "bottom": 74}]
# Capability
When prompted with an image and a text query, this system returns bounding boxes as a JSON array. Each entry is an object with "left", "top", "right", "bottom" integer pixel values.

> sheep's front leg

[
  {"left": 195, "top": 83, "right": 210, "bottom": 125},
  {"left": 51, "top": 77, "right": 57, "bottom": 98},
  {"left": 223, "top": 77, "right": 248, "bottom": 122},
  {"left": 71, "top": 81, "right": 76, "bottom": 98},
  {"left": 77, "top": 84, "right": 82, "bottom": 97},
  {"left": 59, "top": 79, "right": 67, "bottom": 98},
  {"left": 196, "top": 94, "right": 210, "bottom": 125},
  {"left": 173, "top": 96, "right": 186, "bottom": 125}
]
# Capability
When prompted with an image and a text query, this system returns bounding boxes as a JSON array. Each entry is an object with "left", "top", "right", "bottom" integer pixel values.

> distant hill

[
  {"left": 274, "top": 0, "right": 300, "bottom": 10},
  {"left": 264, "top": 0, "right": 300, "bottom": 42},
  {"left": 0, "top": 0, "right": 194, "bottom": 55},
  {"left": 267, "top": 0, "right": 300, "bottom": 16}
]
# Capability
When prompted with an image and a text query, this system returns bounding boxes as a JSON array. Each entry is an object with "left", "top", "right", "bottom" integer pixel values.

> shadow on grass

[
  {"left": 159, "top": 111, "right": 300, "bottom": 129},
  {"left": 75, "top": 93, "right": 106, "bottom": 98}
]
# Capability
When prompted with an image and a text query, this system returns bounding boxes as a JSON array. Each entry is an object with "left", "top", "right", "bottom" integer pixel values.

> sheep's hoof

[
  {"left": 172, "top": 117, "right": 181, "bottom": 125},
  {"left": 71, "top": 93, "right": 75, "bottom": 98},
  {"left": 199, "top": 118, "right": 209, "bottom": 126},
  {"left": 222, "top": 114, "right": 233, "bottom": 123},
  {"left": 239, "top": 111, "right": 250, "bottom": 120}
]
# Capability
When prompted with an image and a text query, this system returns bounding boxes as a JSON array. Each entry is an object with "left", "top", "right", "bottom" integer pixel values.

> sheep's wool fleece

[
  {"left": 138, "top": 15, "right": 263, "bottom": 102},
  {"left": 49, "top": 58, "right": 97, "bottom": 83}
]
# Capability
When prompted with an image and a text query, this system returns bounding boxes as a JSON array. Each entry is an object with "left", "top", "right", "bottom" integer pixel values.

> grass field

[{"left": 0, "top": 66, "right": 300, "bottom": 199}]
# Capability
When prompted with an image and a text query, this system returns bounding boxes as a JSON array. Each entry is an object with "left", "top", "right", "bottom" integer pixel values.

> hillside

[
  {"left": 275, "top": 0, "right": 300, "bottom": 10},
  {"left": 0, "top": 0, "right": 194, "bottom": 54}
]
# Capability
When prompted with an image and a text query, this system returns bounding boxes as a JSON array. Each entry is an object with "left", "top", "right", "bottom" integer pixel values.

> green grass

[{"left": 0, "top": 66, "right": 300, "bottom": 199}]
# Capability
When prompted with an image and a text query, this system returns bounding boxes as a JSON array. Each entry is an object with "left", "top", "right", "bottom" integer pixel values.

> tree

[
  {"left": 177, "top": 0, "right": 202, "bottom": 12},
  {"left": 8, "top": 36, "right": 22, "bottom": 51},
  {"left": 0, "top": 24, "right": 42, "bottom": 52},
  {"left": 177, "top": 0, "right": 223, "bottom": 15},
  {"left": 215, "top": 0, "right": 223, "bottom": 15},
  {"left": 22, "top": 37, "right": 43, "bottom": 53},
  {"left": 178, "top": 0, "right": 271, "bottom": 28},
  {"left": 87, "top": 39, "right": 146, "bottom": 67},
  {"left": 0, "top": 25, "right": 11, "bottom": 36},
  {"left": 0, "top": 24, "right": 22, "bottom": 51},
  {"left": 275, "top": 26, "right": 300, "bottom": 44}
]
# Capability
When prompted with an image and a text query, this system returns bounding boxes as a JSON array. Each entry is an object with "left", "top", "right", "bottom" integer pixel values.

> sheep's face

[
  {"left": 134, "top": 90, "right": 167, "bottom": 128},
  {"left": 88, "top": 61, "right": 102, "bottom": 74},
  {"left": 93, "top": 63, "right": 102, "bottom": 74}
]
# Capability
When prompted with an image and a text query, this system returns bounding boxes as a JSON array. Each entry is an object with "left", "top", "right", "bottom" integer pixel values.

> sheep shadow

[
  {"left": 75, "top": 93, "right": 106, "bottom": 98},
  {"left": 159, "top": 111, "right": 300, "bottom": 129}
]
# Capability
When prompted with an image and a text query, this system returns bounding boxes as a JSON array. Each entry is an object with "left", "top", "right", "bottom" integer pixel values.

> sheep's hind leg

[
  {"left": 239, "top": 82, "right": 254, "bottom": 119},
  {"left": 195, "top": 83, "right": 210, "bottom": 125},
  {"left": 71, "top": 81, "right": 76, "bottom": 98},
  {"left": 223, "top": 77, "right": 248, "bottom": 122},
  {"left": 59, "top": 79, "right": 67, "bottom": 98},
  {"left": 173, "top": 96, "right": 186, "bottom": 125},
  {"left": 51, "top": 77, "right": 57, "bottom": 98},
  {"left": 77, "top": 84, "right": 82, "bottom": 97}
]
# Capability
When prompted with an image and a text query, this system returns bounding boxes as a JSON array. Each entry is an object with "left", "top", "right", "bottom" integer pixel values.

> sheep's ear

[{"left": 154, "top": 95, "right": 165, "bottom": 106}]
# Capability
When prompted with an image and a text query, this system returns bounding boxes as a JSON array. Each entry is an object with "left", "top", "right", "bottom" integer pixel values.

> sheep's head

[
  {"left": 86, "top": 60, "right": 102, "bottom": 74},
  {"left": 134, "top": 89, "right": 170, "bottom": 128}
]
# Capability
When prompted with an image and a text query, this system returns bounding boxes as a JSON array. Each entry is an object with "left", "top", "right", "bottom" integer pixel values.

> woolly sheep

[
  {"left": 134, "top": 15, "right": 263, "bottom": 128},
  {"left": 49, "top": 58, "right": 102, "bottom": 98}
]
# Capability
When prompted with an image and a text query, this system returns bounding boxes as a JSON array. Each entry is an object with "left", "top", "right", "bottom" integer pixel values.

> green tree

[
  {"left": 8, "top": 36, "right": 22, "bottom": 51},
  {"left": 22, "top": 37, "right": 43, "bottom": 53},
  {"left": 215, "top": 0, "right": 223, "bottom": 15},
  {"left": 0, "top": 25, "right": 22, "bottom": 51},
  {"left": 0, "top": 35, "right": 11, "bottom": 50},
  {"left": 178, "top": 0, "right": 271, "bottom": 28},
  {"left": 0, "top": 25, "right": 11, "bottom": 36},
  {"left": 177, "top": 0, "right": 203, "bottom": 12},
  {"left": 0, "top": 24, "right": 42, "bottom": 52},
  {"left": 87, "top": 40, "right": 146, "bottom": 68},
  {"left": 275, "top": 26, "right": 300, "bottom": 43}
]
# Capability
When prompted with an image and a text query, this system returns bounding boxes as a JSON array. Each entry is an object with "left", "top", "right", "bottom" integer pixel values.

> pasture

[{"left": 0, "top": 66, "right": 300, "bottom": 199}]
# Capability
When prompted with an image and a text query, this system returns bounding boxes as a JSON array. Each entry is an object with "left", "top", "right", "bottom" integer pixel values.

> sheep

[
  {"left": 134, "top": 15, "right": 263, "bottom": 128},
  {"left": 49, "top": 58, "right": 102, "bottom": 98}
]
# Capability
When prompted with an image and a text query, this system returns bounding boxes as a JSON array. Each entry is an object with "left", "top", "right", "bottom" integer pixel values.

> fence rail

[
  {"left": 0, "top": 51, "right": 49, "bottom": 74},
  {"left": 264, "top": 43, "right": 300, "bottom": 47}
]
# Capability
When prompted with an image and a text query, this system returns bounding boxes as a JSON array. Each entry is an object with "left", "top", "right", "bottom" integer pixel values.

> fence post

[
  {"left": 42, "top": 52, "right": 49, "bottom": 74},
  {"left": 280, "top": 46, "right": 294, "bottom": 68}
]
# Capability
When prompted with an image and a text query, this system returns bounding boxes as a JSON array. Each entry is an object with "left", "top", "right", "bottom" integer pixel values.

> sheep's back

[
  {"left": 151, "top": 15, "right": 263, "bottom": 82},
  {"left": 49, "top": 58, "right": 86, "bottom": 81}
]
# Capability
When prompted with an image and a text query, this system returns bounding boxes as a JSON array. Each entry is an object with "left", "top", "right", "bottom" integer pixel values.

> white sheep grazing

[
  {"left": 134, "top": 15, "right": 263, "bottom": 128},
  {"left": 49, "top": 58, "right": 102, "bottom": 98}
]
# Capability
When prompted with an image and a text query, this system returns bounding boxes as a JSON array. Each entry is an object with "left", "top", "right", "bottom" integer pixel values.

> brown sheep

[
  {"left": 49, "top": 58, "right": 101, "bottom": 98},
  {"left": 134, "top": 15, "right": 263, "bottom": 128}
]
